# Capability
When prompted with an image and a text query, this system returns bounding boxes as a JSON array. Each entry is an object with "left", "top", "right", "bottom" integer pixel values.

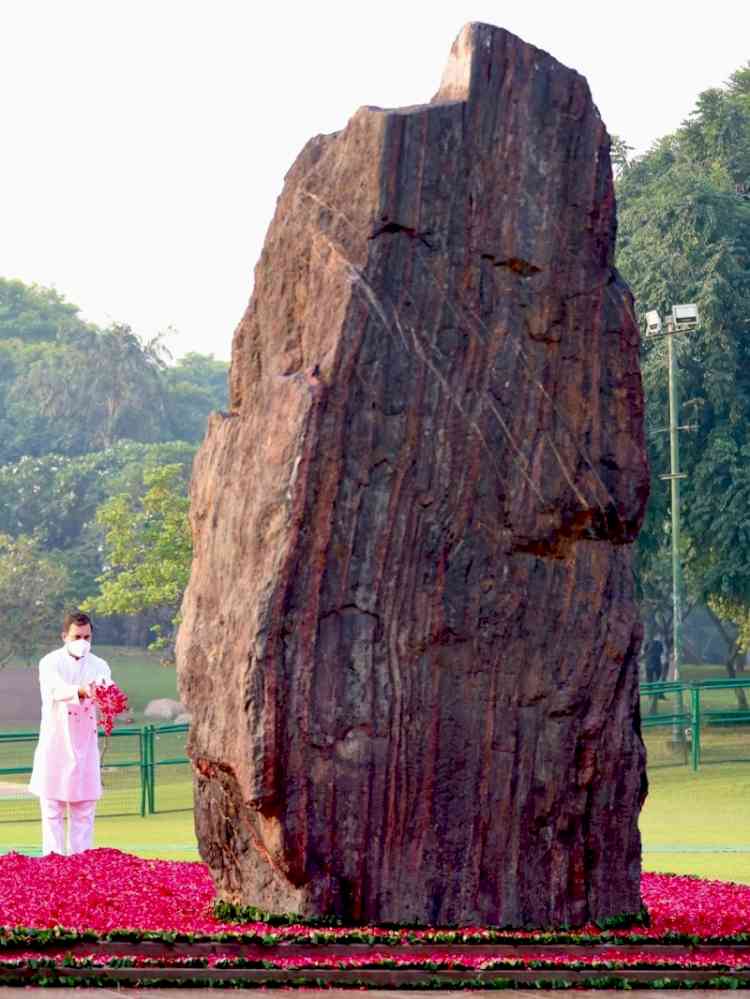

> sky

[{"left": 2, "top": 1, "right": 749, "bottom": 362}]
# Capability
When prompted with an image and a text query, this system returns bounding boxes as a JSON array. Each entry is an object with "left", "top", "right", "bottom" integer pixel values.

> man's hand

[{"left": 78, "top": 683, "right": 93, "bottom": 699}]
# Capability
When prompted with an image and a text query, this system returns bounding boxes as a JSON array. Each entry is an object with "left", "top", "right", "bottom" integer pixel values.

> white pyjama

[{"left": 40, "top": 798, "right": 97, "bottom": 855}]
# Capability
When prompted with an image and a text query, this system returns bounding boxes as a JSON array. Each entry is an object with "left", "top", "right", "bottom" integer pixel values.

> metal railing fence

[
  {"left": 640, "top": 677, "right": 750, "bottom": 770},
  {"left": 1, "top": 677, "right": 749, "bottom": 824},
  {"left": 0, "top": 723, "right": 190, "bottom": 823}
]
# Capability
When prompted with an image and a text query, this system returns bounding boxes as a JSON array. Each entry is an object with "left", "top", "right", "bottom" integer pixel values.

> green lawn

[
  {"left": 101, "top": 644, "right": 180, "bottom": 718},
  {"left": 641, "top": 760, "right": 750, "bottom": 883},
  {"left": 1, "top": 645, "right": 193, "bottom": 859},
  {"left": 2, "top": 763, "right": 749, "bottom": 882},
  {"left": 0, "top": 644, "right": 179, "bottom": 732},
  {"left": 0, "top": 809, "right": 199, "bottom": 861},
  {"left": 681, "top": 661, "right": 746, "bottom": 682},
  {"left": 627, "top": 665, "right": 749, "bottom": 883},
  {"left": 1, "top": 649, "right": 749, "bottom": 883}
]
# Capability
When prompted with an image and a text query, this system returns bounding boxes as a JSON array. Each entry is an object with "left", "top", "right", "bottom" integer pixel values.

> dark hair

[{"left": 62, "top": 610, "right": 93, "bottom": 634}]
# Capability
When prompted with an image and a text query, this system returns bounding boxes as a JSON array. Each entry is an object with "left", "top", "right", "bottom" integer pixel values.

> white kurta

[{"left": 28, "top": 647, "right": 112, "bottom": 802}]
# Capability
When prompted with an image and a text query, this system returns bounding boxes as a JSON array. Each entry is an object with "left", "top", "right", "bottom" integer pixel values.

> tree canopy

[
  {"left": 0, "top": 279, "right": 229, "bottom": 463},
  {"left": 0, "top": 534, "right": 67, "bottom": 666},
  {"left": 82, "top": 464, "right": 192, "bottom": 652},
  {"left": 616, "top": 62, "right": 750, "bottom": 673},
  {"left": 0, "top": 277, "right": 227, "bottom": 657},
  {"left": 0, "top": 278, "right": 85, "bottom": 344}
]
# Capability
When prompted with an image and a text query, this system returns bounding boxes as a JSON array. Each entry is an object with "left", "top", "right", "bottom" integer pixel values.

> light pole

[{"left": 645, "top": 305, "right": 699, "bottom": 737}]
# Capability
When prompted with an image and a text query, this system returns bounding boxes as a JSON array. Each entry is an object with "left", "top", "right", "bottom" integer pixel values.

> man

[
  {"left": 28, "top": 610, "right": 111, "bottom": 855},
  {"left": 644, "top": 637, "right": 664, "bottom": 684}
]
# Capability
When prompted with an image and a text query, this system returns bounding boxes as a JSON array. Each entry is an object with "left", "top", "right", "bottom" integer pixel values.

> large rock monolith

[{"left": 177, "top": 22, "right": 650, "bottom": 928}]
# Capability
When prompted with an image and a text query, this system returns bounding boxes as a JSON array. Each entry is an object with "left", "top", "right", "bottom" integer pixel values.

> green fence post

[
  {"left": 691, "top": 685, "right": 700, "bottom": 772},
  {"left": 147, "top": 725, "right": 156, "bottom": 815},
  {"left": 139, "top": 727, "right": 147, "bottom": 817}
]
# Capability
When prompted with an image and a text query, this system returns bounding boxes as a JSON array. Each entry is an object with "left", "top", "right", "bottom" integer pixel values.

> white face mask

[{"left": 66, "top": 638, "right": 91, "bottom": 658}]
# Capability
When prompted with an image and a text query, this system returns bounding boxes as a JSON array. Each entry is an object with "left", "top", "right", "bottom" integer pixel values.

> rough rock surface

[{"left": 177, "top": 22, "right": 650, "bottom": 928}]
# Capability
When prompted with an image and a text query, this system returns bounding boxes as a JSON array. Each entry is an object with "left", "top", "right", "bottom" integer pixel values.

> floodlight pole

[
  {"left": 666, "top": 326, "right": 684, "bottom": 688},
  {"left": 647, "top": 304, "right": 698, "bottom": 746}
]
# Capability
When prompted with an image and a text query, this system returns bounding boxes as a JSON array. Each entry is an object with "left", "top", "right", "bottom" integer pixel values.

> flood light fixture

[
  {"left": 671, "top": 303, "right": 699, "bottom": 331},
  {"left": 645, "top": 309, "right": 662, "bottom": 336}
]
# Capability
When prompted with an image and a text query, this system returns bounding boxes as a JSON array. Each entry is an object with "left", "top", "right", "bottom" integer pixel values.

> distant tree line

[{"left": 0, "top": 277, "right": 228, "bottom": 660}]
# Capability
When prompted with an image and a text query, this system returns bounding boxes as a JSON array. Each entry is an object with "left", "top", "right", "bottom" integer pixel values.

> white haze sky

[{"left": 2, "top": 0, "right": 749, "bottom": 361}]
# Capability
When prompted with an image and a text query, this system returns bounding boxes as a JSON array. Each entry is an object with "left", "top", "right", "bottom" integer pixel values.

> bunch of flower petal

[
  {"left": 92, "top": 682, "right": 129, "bottom": 736},
  {"left": 0, "top": 850, "right": 749, "bottom": 938}
]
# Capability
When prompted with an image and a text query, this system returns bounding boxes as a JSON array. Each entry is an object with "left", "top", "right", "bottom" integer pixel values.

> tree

[
  {"left": 0, "top": 440, "right": 196, "bottom": 634},
  {"left": 0, "top": 278, "right": 230, "bottom": 462},
  {"left": 0, "top": 534, "right": 67, "bottom": 666},
  {"left": 5, "top": 323, "right": 172, "bottom": 457},
  {"left": 163, "top": 352, "right": 229, "bottom": 442},
  {"left": 610, "top": 133, "right": 634, "bottom": 178},
  {"left": 0, "top": 277, "right": 229, "bottom": 462},
  {"left": 166, "top": 352, "right": 228, "bottom": 408},
  {"left": 82, "top": 324, "right": 172, "bottom": 448},
  {"left": 0, "top": 440, "right": 195, "bottom": 547},
  {"left": 0, "top": 278, "right": 86, "bottom": 344},
  {"left": 0, "top": 279, "right": 95, "bottom": 461},
  {"left": 616, "top": 64, "right": 750, "bottom": 698},
  {"left": 82, "top": 464, "right": 192, "bottom": 652},
  {"left": 0, "top": 276, "right": 228, "bottom": 650}
]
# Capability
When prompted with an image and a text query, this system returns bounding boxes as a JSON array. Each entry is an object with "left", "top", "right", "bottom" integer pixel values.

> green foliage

[
  {"left": 708, "top": 595, "right": 750, "bottom": 654},
  {"left": 0, "top": 277, "right": 85, "bottom": 344},
  {"left": 0, "top": 276, "right": 227, "bottom": 647},
  {"left": 163, "top": 352, "right": 229, "bottom": 442},
  {"left": 82, "top": 465, "right": 192, "bottom": 645},
  {"left": 0, "top": 533, "right": 67, "bottom": 665},
  {"left": 0, "top": 283, "right": 174, "bottom": 461},
  {"left": 0, "top": 278, "right": 228, "bottom": 464},
  {"left": 610, "top": 133, "right": 634, "bottom": 177},
  {"left": 212, "top": 899, "right": 342, "bottom": 928},
  {"left": 4, "top": 324, "right": 169, "bottom": 459},
  {"left": 593, "top": 908, "right": 650, "bottom": 931},
  {"left": 0, "top": 441, "right": 196, "bottom": 602},
  {"left": 617, "top": 63, "right": 750, "bottom": 659}
]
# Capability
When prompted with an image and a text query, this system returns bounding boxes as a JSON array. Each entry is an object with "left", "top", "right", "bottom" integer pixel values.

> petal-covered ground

[
  {"left": 0, "top": 849, "right": 749, "bottom": 940},
  {"left": 2, "top": 948, "right": 750, "bottom": 971}
]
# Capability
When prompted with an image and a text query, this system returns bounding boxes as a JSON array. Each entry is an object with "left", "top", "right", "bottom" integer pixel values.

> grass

[
  {"left": 0, "top": 645, "right": 191, "bottom": 858},
  {"left": 100, "top": 644, "right": 180, "bottom": 719},
  {"left": 640, "top": 760, "right": 750, "bottom": 884},
  {"left": 626, "top": 658, "right": 750, "bottom": 884},
  {"left": 0, "top": 644, "right": 179, "bottom": 732},
  {"left": 0, "top": 809, "right": 199, "bottom": 861},
  {"left": 1, "top": 649, "right": 749, "bottom": 884},
  {"left": 681, "top": 661, "right": 747, "bottom": 681},
  {"left": 2, "top": 764, "right": 749, "bottom": 882}
]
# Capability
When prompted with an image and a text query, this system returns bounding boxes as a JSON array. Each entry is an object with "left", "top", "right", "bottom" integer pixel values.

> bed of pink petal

[
  {"left": 0, "top": 849, "right": 749, "bottom": 972},
  {"left": 1, "top": 948, "right": 750, "bottom": 972}
]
